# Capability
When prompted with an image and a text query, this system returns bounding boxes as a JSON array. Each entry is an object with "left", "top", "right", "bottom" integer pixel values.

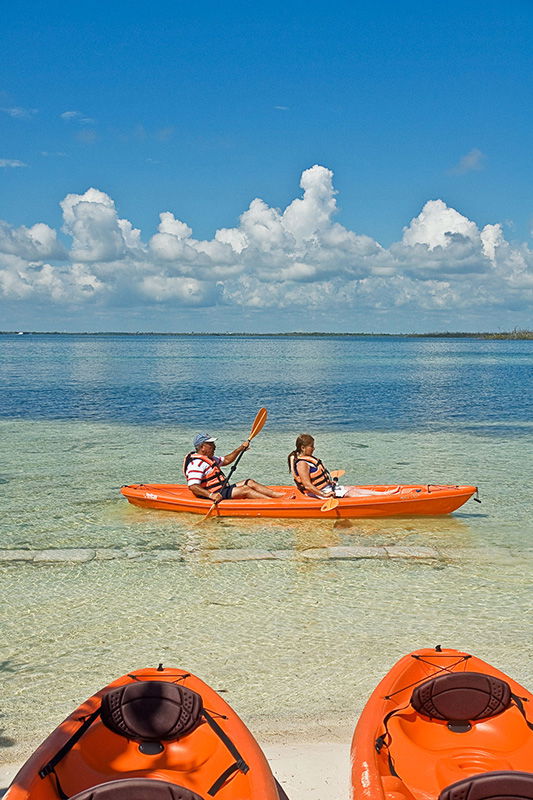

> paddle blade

[
  {"left": 330, "top": 469, "right": 345, "bottom": 479},
  {"left": 249, "top": 407, "right": 268, "bottom": 440},
  {"left": 320, "top": 497, "right": 339, "bottom": 512}
]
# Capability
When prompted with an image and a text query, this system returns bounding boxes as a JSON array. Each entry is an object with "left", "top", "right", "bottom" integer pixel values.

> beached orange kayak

[
  {"left": 5, "top": 667, "right": 284, "bottom": 800},
  {"left": 120, "top": 484, "right": 477, "bottom": 518},
  {"left": 351, "top": 647, "right": 533, "bottom": 800}
]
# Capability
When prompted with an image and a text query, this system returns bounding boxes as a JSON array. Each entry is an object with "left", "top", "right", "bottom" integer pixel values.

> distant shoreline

[{"left": 1, "top": 330, "right": 532, "bottom": 339}]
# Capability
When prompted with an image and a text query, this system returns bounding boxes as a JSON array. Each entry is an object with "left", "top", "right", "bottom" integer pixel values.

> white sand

[
  {"left": 0, "top": 742, "right": 350, "bottom": 800},
  {"left": 263, "top": 742, "right": 350, "bottom": 800}
]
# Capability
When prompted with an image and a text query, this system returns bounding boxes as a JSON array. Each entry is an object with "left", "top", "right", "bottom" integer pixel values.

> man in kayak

[
  {"left": 288, "top": 434, "right": 400, "bottom": 499},
  {"left": 185, "top": 433, "right": 283, "bottom": 502}
]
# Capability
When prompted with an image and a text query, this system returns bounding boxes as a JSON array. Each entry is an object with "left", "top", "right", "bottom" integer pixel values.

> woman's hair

[{"left": 288, "top": 434, "right": 314, "bottom": 473}]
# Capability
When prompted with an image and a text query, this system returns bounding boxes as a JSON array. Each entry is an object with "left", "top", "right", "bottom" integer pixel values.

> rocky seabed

[{"left": 0, "top": 545, "right": 529, "bottom": 565}]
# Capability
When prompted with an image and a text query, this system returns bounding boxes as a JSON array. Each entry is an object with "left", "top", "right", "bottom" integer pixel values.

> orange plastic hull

[
  {"left": 351, "top": 647, "right": 533, "bottom": 800},
  {"left": 5, "top": 667, "right": 280, "bottom": 800},
  {"left": 120, "top": 484, "right": 477, "bottom": 518}
]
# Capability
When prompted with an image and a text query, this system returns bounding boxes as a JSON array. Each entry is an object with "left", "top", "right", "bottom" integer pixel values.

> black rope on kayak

[
  {"left": 384, "top": 654, "right": 471, "bottom": 700},
  {"left": 127, "top": 671, "right": 192, "bottom": 683},
  {"left": 170, "top": 672, "right": 191, "bottom": 683},
  {"left": 202, "top": 709, "right": 249, "bottom": 796},
  {"left": 203, "top": 706, "right": 228, "bottom": 720}
]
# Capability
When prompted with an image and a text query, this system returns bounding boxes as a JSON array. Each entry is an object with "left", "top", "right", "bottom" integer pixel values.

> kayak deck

[
  {"left": 351, "top": 647, "right": 533, "bottom": 800},
  {"left": 120, "top": 484, "right": 477, "bottom": 518},
  {"left": 5, "top": 666, "right": 280, "bottom": 800}
]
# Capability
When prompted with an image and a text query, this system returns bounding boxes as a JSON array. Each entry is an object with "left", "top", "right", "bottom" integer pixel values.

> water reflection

[{"left": 1, "top": 335, "right": 531, "bottom": 433}]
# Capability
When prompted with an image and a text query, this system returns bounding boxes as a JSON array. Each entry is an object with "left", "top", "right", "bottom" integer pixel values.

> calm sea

[{"left": 1, "top": 334, "right": 532, "bottom": 766}]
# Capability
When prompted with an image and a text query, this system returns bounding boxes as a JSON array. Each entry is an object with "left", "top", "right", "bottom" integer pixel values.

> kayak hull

[
  {"left": 351, "top": 647, "right": 533, "bottom": 800},
  {"left": 5, "top": 667, "right": 279, "bottom": 800},
  {"left": 120, "top": 484, "right": 477, "bottom": 518}
]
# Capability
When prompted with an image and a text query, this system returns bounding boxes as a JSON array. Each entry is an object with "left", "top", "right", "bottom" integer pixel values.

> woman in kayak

[{"left": 288, "top": 433, "right": 400, "bottom": 499}]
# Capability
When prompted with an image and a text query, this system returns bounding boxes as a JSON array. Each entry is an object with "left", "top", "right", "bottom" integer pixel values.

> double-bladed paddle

[
  {"left": 318, "top": 469, "right": 345, "bottom": 511},
  {"left": 199, "top": 408, "right": 268, "bottom": 522},
  {"left": 330, "top": 469, "right": 345, "bottom": 480}
]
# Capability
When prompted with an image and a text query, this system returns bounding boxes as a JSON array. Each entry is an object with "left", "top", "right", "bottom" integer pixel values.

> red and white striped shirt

[{"left": 185, "top": 455, "right": 224, "bottom": 486}]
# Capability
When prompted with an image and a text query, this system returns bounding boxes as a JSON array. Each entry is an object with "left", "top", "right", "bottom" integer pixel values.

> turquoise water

[{"left": 0, "top": 335, "right": 532, "bottom": 765}]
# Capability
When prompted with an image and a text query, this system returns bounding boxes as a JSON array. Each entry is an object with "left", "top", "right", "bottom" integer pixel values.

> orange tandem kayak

[
  {"left": 5, "top": 666, "right": 285, "bottom": 800},
  {"left": 351, "top": 647, "right": 533, "bottom": 800},
  {"left": 120, "top": 484, "right": 478, "bottom": 518}
]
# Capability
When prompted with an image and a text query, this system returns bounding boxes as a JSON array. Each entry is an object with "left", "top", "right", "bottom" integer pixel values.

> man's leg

[
  {"left": 232, "top": 480, "right": 284, "bottom": 499},
  {"left": 241, "top": 479, "right": 284, "bottom": 498}
]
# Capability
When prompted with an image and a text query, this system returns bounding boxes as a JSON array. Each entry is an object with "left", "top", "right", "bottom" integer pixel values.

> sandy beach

[{"left": 0, "top": 742, "right": 350, "bottom": 800}]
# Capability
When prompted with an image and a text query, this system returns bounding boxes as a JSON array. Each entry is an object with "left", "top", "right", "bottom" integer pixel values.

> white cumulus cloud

[
  {"left": 60, "top": 188, "right": 142, "bottom": 262},
  {"left": 0, "top": 165, "right": 531, "bottom": 321}
]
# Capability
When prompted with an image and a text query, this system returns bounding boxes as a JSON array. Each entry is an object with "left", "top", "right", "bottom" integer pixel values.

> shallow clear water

[{"left": 0, "top": 335, "right": 532, "bottom": 765}]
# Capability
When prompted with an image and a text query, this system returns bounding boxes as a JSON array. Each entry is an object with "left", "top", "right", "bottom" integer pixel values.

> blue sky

[{"left": 1, "top": 0, "right": 532, "bottom": 332}]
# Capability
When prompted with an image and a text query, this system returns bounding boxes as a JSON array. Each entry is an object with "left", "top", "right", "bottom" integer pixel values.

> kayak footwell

[{"left": 120, "top": 484, "right": 477, "bottom": 518}]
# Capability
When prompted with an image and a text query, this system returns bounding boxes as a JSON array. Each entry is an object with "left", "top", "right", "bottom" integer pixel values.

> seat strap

[
  {"left": 202, "top": 709, "right": 249, "bottom": 796},
  {"left": 375, "top": 706, "right": 402, "bottom": 777},
  {"left": 511, "top": 693, "right": 533, "bottom": 731},
  {"left": 40, "top": 702, "right": 255, "bottom": 799},
  {"left": 376, "top": 693, "right": 533, "bottom": 783},
  {"left": 39, "top": 707, "right": 101, "bottom": 792},
  {"left": 39, "top": 708, "right": 101, "bottom": 779}
]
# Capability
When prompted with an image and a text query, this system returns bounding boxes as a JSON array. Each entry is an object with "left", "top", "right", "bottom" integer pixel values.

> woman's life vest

[
  {"left": 182, "top": 452, "right": 226, "bottom": 493},
  {"left": 290, "top": 454, "right": 333, "bottom": 495}
]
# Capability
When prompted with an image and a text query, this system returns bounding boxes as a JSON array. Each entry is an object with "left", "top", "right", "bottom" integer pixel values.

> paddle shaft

[{"left": 200, "top": 408, "right": 267, "bottom": 521}]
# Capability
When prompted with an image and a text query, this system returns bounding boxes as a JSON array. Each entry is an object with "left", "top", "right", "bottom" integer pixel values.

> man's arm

[
  {"left": 220, "top": 440, "right": 250, "bottom": 466},
  {"left": 189, "top": 484, "right": 223, "bottom": 503}
]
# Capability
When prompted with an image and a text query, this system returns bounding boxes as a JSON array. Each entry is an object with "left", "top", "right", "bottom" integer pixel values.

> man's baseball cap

[{"left": 193, "top": 432, "right": 217, "bottom": 448}]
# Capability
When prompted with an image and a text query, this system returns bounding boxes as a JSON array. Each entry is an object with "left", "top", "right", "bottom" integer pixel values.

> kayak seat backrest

[
  {"left": 439, "top": 770, "right": 533, "bottom": 800},
  {"left": 411, "top": 672, "right": 511, "bottom": 725},
  {"left": 70, "top": 778, "right": 205, "bottom": 800},
  {"left": 101, "top": 681, "right": 204, "bottom": 742}
]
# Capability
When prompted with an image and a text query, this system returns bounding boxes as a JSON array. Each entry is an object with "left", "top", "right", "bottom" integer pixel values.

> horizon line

[{"left": 2, "top": 330, "right": 532, "bottom": 339}]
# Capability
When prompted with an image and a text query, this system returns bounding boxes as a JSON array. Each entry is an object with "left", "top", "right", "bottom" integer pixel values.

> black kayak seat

[
  {"left": 101, "top": 681, "right": 204, "bottom": 742},
  {"left": 439, "top": 771, "right": 533, "bottom": 800},
  {"left": 70, "top": 778, "right": 205, "bottom": 800},
  {"left": 411, "top": 672, "right": 511, "bottom": 723}
]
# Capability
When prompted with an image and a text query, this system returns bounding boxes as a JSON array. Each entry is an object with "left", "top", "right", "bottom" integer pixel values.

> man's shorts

[{"left": 219, "top": 484, "right": 236, "bottom": 500}]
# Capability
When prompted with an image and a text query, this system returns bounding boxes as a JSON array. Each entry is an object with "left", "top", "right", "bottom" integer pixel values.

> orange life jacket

[
  {"left": 183, "top": 452, "right": 226, "bottom": 492},
  {"left": 291, "top": 454, "right": 333, "bottom": 494}
]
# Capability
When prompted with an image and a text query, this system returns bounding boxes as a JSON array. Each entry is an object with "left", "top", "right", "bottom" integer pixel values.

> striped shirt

[{"left": 185, "top": 455, "right": 224, "bottom": 486}]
